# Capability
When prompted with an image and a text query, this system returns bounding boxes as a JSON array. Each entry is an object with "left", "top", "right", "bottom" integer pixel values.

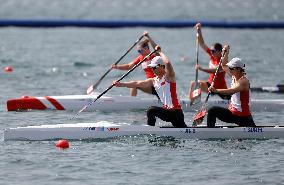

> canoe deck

[
  {"left": 6, "top": 93, "right": 284, "bottom": 112},
  {"left": 4, "top": 122, "right": 284, "bottom": 141}
]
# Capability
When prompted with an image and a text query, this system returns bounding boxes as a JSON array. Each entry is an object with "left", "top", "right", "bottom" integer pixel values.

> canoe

[
  {"left": 251, "top": 84, "right": 284, "bottom": 93},
  {"left": 7, "top": 93, "right": 284, "bottom": 112},
  {"left": 4, "top": 122, "right": 284, "bottom": 141}
]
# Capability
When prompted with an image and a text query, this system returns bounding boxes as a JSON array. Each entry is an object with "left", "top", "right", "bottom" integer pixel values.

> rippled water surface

[{"left": 1, "top": 1, "right": 284, "bottom": 185}]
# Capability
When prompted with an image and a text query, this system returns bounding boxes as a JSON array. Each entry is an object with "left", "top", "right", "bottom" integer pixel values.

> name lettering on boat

[
  {"left": 184, "top": 128, "right": 196, "bottom": 134},
  {"left": 244, "top": 127, "right": 263, "bottom": 133},
  {"left": 83, "top": 127, "right": 105, "bottom": 131},
  {"left": 107, "top": 127, "right": 119, "bottom": 131},
  {"left": 102, "top": 99, "right": 114, "bottom": 102},
  {"left": 86, "top": 98, "right": 114, "bottom": 103},
  {"left": 78, "top": 99, "right": 87, "bottom": 102},
  {"left": 83, "top": 127, "right": 120, "bottom": 131}
]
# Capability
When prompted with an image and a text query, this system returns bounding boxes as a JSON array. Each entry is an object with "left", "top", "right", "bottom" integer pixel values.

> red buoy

[
  {"left": 4, "top": 66, "right": 13, "bottom": 72},
  {"left": 56, "top": 139, "right": 69, "bottom": 149}
]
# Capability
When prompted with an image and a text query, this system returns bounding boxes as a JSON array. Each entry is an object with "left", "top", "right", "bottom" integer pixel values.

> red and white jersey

[
  {"left": 153, "top": 76, "right": 181, "bottom": 110},
  {"left": 228, "top": 76, "right": 251, "bottom": 116},
  {"left": 132, "top": 54, "right": 155, "bottom": 78},
  {"left": 206, "top": 48, "right": 227, "bottom": 89}
]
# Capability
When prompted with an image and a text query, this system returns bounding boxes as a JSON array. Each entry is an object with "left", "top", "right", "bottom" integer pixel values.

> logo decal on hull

[
  {"left": 107, "top": 127, "right": 119, "bottom": 131},
  {"left": 83, "top": 127, "right": 105, "bottom": 131}
]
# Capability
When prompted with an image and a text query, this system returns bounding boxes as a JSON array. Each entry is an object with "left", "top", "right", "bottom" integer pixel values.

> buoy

[
  {"left": 56, "top": 139, "right": 69, "bottom": 149},
  {"left": 21, "top": 95, "right": 29, "bottom": 98},
  {"left": 4, "top": 66, "right": 13, "bottom": 72}
]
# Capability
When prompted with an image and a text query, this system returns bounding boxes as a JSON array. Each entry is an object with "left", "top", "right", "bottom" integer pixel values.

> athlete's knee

[
  {"left": 207, "top": 106, "right": 219, "bottom": 116},
  {"left": 130, "top": 88, "right": 137, "bottom": 96}
]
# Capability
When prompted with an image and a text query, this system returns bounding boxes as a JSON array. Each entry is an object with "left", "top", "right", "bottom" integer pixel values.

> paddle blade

[
  {"left": 190, "top": 88, "right": 201, "bottom": 99},
  {"left": 87, "top": 85, "right": 94, "bottom": 95},
  {"left": 190, "top": 88, "right": 201, "bottom": 106},
  {"left": 192, "top": 110, "right": 206, "bottom": 126}
]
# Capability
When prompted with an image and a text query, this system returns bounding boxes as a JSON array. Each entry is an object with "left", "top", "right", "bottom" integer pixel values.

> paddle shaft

[
  {"left": 194, "top": 33, "right": 199, "bottom": 88},
  {"left": 192, "top": 50, "right": 227, "bottom": 125},
  {"left": 203, "top": 50, "right": 227, "bottom": 104},
  {"left": 76, "top": 49, "right": 157, "bottom": 115},
  {"left": 189, "top": 33, "right": 201, "bottom": 105},
  {"left": 92, "top": 35, "right": 145, "bottom": 90}
]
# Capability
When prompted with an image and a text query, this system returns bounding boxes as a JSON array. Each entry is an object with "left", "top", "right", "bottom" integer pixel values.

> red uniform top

[
  {"left": 206, "top": 48, "right": 227, "bottom": 89},
  {"left": 153, "top": 76, "right": 181, "bottom": 110},
  {"left": 228, "top": 76, "right": 252, "bottom": 116},
  {"left": 131, "top": 54, "right": 155, "bottom": 78}
]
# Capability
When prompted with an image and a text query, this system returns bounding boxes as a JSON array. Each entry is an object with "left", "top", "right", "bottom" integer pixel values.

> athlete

[
  {"left": 111, "top": 31, "right": 157, "bottom": 96},
  {"left": 113, "top": 46, "right": 187, "bottom": 128},
  {"left": 207, "top": 45, "right": 256, "bottom": 128},
  {"left": 189, "top": 22, "right": 229, "bottom": 100}
]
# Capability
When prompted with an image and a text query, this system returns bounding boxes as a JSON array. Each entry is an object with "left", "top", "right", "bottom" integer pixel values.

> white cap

[
  {"left": 226, "top": 58, "right": 245, "bottom": 69},
  {"left": 148, "top": 56, "right": 164, "bottom": 68}
]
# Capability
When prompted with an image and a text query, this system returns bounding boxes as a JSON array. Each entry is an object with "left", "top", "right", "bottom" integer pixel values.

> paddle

[
  {"left": 72, "top": 48, "right": 158, "bottom": 119},
  {"left": 190, "top": 32, "right": 201, "bottom": 105},
  {"left": 86, "top": 34, "right": 145, "bottom": 95},
  {"left": 192, "top": 50, "right": 227, "bottom": 126}
]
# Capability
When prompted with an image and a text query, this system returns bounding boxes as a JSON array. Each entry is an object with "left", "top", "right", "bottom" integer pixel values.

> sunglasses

[
  {"left": 152, "top": 65, "right": 165, "bottom": 70},
  {"left": 152, "top": 65, "right": 160, "bottom": 70},
  {"left": 142, "top": 43, "right": 149, "bottom": 48},
  {"left": 137, "top": 45, "right": 149, "bottom": 54},
  {"left": 229, "top": 67, "right": 238, "bottom": 70},
  {"left": 137, "top": 48, "right": 143, "bottom": 54}
]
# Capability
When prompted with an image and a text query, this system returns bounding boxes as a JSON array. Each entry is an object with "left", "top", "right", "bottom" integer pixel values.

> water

[
  {"left": 1, "top": 0, "right": 284, "bottom": 185},
  {"left": 1, "top": 0, "right": 284, "bottom": 21}
]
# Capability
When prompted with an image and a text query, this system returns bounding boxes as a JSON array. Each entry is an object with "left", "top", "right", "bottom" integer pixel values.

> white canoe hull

[
  {"left": 6, "top": 93, "right": 284, "bottom": 112},
  {"left": 251, "top": 85, "right": 284, "bottom": 93},
  {"left": 4, "top": 122, "right": 284, "bottom": 141}
]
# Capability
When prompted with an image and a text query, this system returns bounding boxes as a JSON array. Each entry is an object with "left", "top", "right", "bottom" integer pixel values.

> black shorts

[
  {"left": 147, "top": 106, "right": 187, "bottom": 128},
  {"left": 207, "top": 106, "right": 256, "bottom": 128},
  {"left": 206, "top": 82, "right": 231, "bottom": 100}
]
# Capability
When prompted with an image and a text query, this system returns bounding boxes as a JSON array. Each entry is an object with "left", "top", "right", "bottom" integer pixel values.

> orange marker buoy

[
  {"left": 56, "top": 139, "right": 69, "bottom": 149},
  {"left": 4, "top": 66, "right": 13, "bottom": 72}
]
